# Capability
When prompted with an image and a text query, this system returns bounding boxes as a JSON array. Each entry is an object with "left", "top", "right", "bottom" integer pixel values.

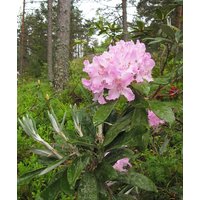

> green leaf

[
  {"left": 60, "top": 171, "right": 73, "bottom": 195},
  {"left": 93, "top": 101, "right": 117, "bottom": 126},
  {"left": 161, "top": 24, "right": 175, "bottom": 39},
  {"left": 76, "top": 108, "right": 96, "bottom": 141},
  {"left": 98, "top": 182, "right": 109, "bottom": 200},
  {"left": 131, "top": 108, "right": 148, "bottom": 129},
  {"left": 119, "top": 169, "right": 157, "bottom": 192},
  {"left": 114, "top": 194, "right": 137, "bottom": 200},
  {"left": 67, "top": 155, "right": 90, "bottom": 188},
  {"left": 103, "top": 113, "right": 132, "bottom": 146},
  {"left": 155, "top": 9, "right": 164, "bottom": 20},
  {"left": 132, "top": 82, "right": 150, "bottom": 96},
  {"left": 40, "top": 178, "right": 61, "bottom": 200},
  {"left": 152, "top": 77, "right": 170, "bottom": 85},
  {"left": 149, "top": 101, "right": 175, "bottom": 125},
  {"left": 18, "top": 157, "right": 67, "bottom": 185},
  {"left": 136, "top": 20, "right": 145, "bottom": 31},
  {"left": 88, "top": 27, "right": 95, "bottom": 36},
  {"left": 68, "top": 130, "right": 95, "bottom": 148},
  {"left": 77, "top": 172, "right": 98, "bottom": 200},
  {"left": 39, "top": 157, "right": 67, "bottom": 176},
  {"left": 145, "top": 37, "right": 172, "bottom": 45},
  {"left": 95, "top": 161, "right": 118, "bottom": 182},
  {"left": 78, "top": 83, "right": 91, "bottom": 102},
  {"left": 40, "top": 169, "right": 73, "bottom": 200},
  {"left": 106, "top": 126, "right": 148, "bottom": 151},
  {"left": 18, "top": 167, "right": 46, "bottom": 185},
  {"left": 175, "top": 30, "right": 182, "bottom": 43},
  {"left": 70, "top": 138, "right": 96, "bottom": 148},
  {"left": 131, "top": 97, "right": 149, "bottom": 108}
]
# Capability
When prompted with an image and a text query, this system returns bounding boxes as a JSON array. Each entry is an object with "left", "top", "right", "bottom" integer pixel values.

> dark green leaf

[
  {"left": 161, "top": 24, "right": 175, "bottom": 39},
  {"left": 93, "top": 101, "right": 117, "bottom": 126},
  {"left": 129, "top": 91, "right": 149, "bottom": 109},
  {"left": 40, "top": 177, "right": 61, "bottom": 200},
  {"left": 149, "top": 101, "right": 175, "bottom": 125},
  {"left": 131, "top": 108, "right": 148, "bottom": 129},
  {"left": 98, "top": 182, "right": 109, "bottom": 200},
  {"left": 70, "top": 139, "right": 95, "bottom": 148},
  {"left": 136, "top": 20, "right": 145, "bottom": 31},
  {"left": 103, "top": 113, "right": 132, "bottom": 146},
  {"left": 155, "top": 9, "right": 164, "bottom": 20},
  {"left": 68, "top": 132, "right": 95, "bottom": 148},
  {"left": 67, "top": 156, "right": 90, "bottom": 188},
  {"left": 40, "top": 169, "right": 73, "bottom": 200},
  {"left": 145, "top": 37, "right": 172, "bottom": 45},
  {"left": 95, "top": 161, "right": 118, "bottom": 182},
  {"left": 76, "top": 108, "right": 96, "bottom": 141},
  {"left": 77, "top": 172, "right": 98, "bottom": 200},
  {"left": 78, "top": 83, "right": 91, "bottom": 102},
  {"left": 106, "top": 126, "right": 148, "bottom": 151},
  {"left": 114, "top": 194, "right": 137, "bottom": 200}
]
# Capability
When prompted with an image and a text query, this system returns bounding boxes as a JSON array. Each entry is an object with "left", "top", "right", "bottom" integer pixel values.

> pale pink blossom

[
  {"left": 82, "top": 40, "right": 155, "bottom": 104},
  {"left": 148, "top": 110, "right": 165, "bottom": 127},
  {"left": 113, "top": 158, "right": 132, "bottom": 172}
]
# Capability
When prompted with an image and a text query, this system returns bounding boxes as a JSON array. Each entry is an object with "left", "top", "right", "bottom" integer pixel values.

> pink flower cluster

[
  {"left": 113, "top": 158, "right": 132, "bottom": 172},
  {"left": 82, "top": 40, "right": 155, "bottom": 104},
  {"left": 148, "top": 110, "right": 165, "bottom": 128}
]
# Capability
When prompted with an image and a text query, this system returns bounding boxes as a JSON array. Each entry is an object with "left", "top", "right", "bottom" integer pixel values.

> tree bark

[
  {"left": 47, "top": 0, "right": 53, "bottom": 82},
  {"left": 54, "top": 0, "right": 71, "bottom": 91},
  {"left": 122, "top": 0, "right": 128, "bottom": 41},
  {"left": 175, "top": 5, "right": 183, "bottom": 29},
  {"left": 19, "top": 0, "right": 26, "bottom": 75}
]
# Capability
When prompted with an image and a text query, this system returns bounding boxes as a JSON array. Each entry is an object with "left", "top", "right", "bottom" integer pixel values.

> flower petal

[
  {"left": 121, "top": 87, "right": 135, "bottom": 101},
  {"left": 106, "top": 88, "right": 120, "bottom": 100}
]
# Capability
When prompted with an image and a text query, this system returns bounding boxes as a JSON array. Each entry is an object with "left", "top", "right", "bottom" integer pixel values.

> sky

[
  {"left": 18, "top": 0, "right": 138, "bottom": 43},
  {"left": 18, "top": 0, "right": 137, "bottom": 21}
]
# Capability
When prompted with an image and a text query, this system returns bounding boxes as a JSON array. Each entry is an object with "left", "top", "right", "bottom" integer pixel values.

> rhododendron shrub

[
  {"left": 82, "top": 40, "right": 155, "bottom": 104},
  {"left": 18, "top": 40, "right": 175, "bottom": 200}
]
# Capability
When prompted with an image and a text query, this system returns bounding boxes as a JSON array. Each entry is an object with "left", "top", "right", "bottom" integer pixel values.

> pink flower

[
  {"left": 113, "top": 158, "right": 132, "bottom": 172},
  {"left": 148, "top": 110, "right": 165, "bottom": 127},
  {"left": 82, "top": 40, "right": 155, "bottom": 104},
  {"left": 106, "top": 73, "right": 135, "bottom": 101}
]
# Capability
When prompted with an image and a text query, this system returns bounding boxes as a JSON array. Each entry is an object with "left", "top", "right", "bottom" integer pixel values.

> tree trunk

[
  {"left": 19, "top": 0, "right": 26, "bottom": 75},
  {"left": 122, "top": 0, "right": 128, "bottom": 41},
  {"left": 54, "top": 0, "right": 71, "bottom": 91},
  {"left": 47, "top": 0, "right": 53, "bottom": 83},
  {"left": 175, "top": 5, "right": 183, "bottom": 29}
]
